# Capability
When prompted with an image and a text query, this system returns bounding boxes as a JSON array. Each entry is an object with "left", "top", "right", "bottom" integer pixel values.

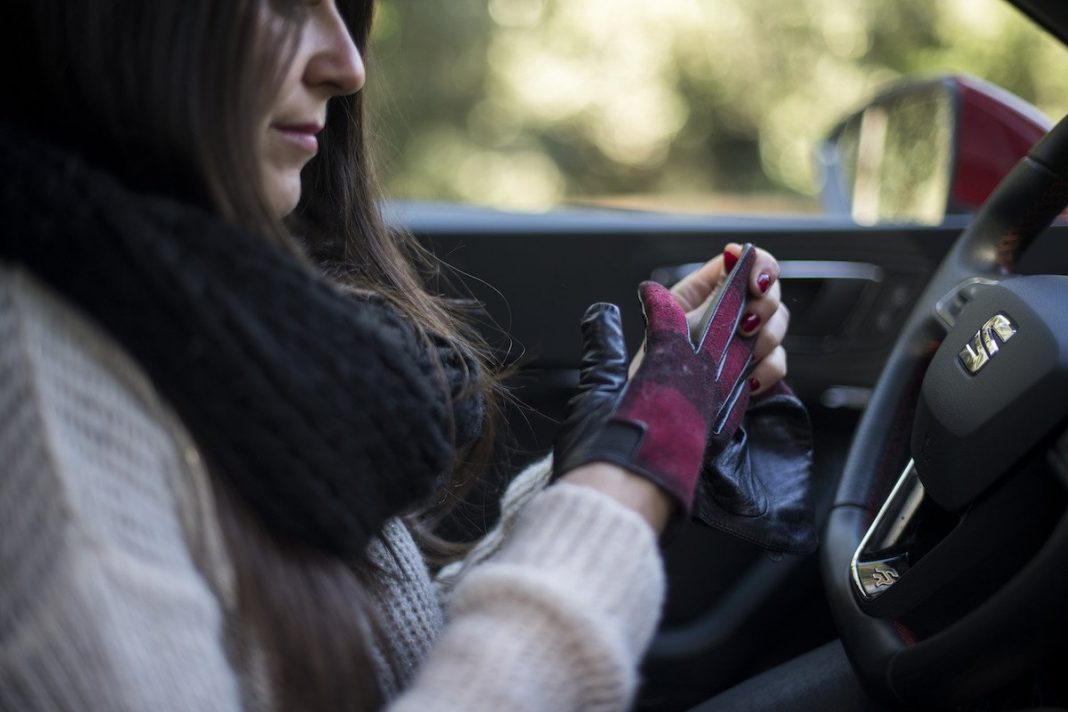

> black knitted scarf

[{"left": 0, "top": 125, "right": 483, "bottom": 558}]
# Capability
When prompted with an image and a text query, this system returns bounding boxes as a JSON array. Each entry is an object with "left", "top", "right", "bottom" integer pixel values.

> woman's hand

[
  {"left": 631, "top": 243, "right": 788, "bottom": 396},
  {"left": 556, "top": 244, "right": 790, "bottom": 534},
  {"left": 556, "top": 246, "right": 763, "bottom": 527}
]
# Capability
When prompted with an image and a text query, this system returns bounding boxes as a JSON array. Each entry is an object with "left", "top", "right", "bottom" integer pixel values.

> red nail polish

[
  {"left": 741, "top": 312, "right": 761, "bottom": 333},
  {"left": 723, "top": 250, "right": 738, "bottom": 273},
  {"left": 757, "top": 272, "right": 772, "bottom": 294},
  {"left": 749, "top": 377, "right": 761, "bottom": 392}
]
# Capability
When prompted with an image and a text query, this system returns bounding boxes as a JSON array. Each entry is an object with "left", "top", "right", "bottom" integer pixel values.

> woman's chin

[{"left": 264, "top": 170, "right": 302, "bottom": 219}]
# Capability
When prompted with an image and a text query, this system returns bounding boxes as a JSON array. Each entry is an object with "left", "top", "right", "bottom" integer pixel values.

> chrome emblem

[
  {"left": 870, "top": 567, "right": 899, "bottom": 588},
  {"left": 958, "top": 313, "right": 1016, "bottom": 375}
]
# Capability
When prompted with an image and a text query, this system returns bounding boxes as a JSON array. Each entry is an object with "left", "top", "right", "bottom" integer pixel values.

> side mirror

[{"left": 819, "top": 75, "right": 1052, "bottom": 225}]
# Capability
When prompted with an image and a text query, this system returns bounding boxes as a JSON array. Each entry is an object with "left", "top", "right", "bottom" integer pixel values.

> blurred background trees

[{"left": 366, "top": 0, "right": 1068, "bottom": 212}]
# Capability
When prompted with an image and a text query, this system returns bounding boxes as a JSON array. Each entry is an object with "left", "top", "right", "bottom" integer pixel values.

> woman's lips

[{"left": 273, "top": 123, "right": 322, "bottom": 154}]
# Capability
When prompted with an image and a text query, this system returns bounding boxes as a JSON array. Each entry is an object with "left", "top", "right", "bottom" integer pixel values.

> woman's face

[{"left": 260, "top": 1, "right": 366, "bottom": 217}]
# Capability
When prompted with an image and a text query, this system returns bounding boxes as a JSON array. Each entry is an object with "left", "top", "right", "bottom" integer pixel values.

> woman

[{"left": 0, "top": 1, "right": 789, "bottom": 710}]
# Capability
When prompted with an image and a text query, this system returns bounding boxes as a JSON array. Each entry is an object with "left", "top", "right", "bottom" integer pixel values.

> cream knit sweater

[{"left": 0, "top": 264, "right": 665, "bottom": 711}]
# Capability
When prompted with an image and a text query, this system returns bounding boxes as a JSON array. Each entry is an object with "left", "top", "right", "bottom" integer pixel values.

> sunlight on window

[
  {"left": 488, "top": 0, "right": 547, "bottom": 28},
  {"left": 458, "top": 149, "right": 564, "bottom": 208},
  {"left": 370, "top": 0, "right": 1068, "bottom": 213}
]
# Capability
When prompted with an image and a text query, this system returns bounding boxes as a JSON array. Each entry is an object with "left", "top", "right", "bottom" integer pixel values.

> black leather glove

[
  {"left": 693, "top": 381, "right": 818, "bottom": 555},
  {"left": 553, "top": 302, "right": 629, "bottom": 479}
]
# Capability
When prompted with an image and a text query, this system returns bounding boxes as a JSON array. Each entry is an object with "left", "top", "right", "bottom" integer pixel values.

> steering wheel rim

[{"left": 821, "top": 114, "right": 1068, "bottom": 706}]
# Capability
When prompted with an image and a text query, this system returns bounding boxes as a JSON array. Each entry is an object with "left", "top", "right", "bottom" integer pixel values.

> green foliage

[{"left": 366, "top": 0, "right": 1068, "bottom": 211}]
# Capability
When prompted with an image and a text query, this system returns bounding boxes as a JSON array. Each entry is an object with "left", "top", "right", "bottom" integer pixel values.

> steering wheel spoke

[
  {"left": 933, "top": 276, "right": 1001, "bottom": 329},
  {"left": 851, "top": 460, "right": 924, "bottom": 601}
]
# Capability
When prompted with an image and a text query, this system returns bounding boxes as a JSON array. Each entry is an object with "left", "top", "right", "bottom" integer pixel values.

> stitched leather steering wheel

[{"left": 821, "top": 114, "right": 1068, "bottom": 706}]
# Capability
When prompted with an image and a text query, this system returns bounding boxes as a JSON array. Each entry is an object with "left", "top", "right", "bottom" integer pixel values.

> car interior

[{"left": 383, "top": 0, "right": 1068, "bottom": 709}]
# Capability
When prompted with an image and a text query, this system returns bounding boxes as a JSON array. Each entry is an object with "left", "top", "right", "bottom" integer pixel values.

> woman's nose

[{"left": 304, "top": 4, "right": 366, "bottom": 97}]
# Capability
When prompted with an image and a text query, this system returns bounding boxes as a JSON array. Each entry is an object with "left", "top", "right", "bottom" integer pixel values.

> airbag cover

[{"left": 912, "top": 276, "right": 1068, "bottom": 509}]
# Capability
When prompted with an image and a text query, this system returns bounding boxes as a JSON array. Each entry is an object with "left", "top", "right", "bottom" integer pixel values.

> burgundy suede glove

[
  {"left": 697, "top": 245, "right": 760, "bottom": 465},
  {"left": 556, "top": 245, "right": 758, "bottom": 512}
]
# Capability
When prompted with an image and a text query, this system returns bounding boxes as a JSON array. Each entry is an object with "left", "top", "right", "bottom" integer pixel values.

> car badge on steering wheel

[{"left": 958, "top": 313, "right": 1017, "bottom": 375}]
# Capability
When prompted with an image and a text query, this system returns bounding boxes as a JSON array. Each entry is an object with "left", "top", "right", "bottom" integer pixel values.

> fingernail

[
  {"left": 757, "top": 272, "right": 772, "bottom": 294},
  {"left": 740, "top": 312, "right": 761, "bottom": 333},
  {"left": 723, "top": 250, "right": 738, "bottom": 273},
  {"left": 749, "top": 377, "right": 761, "bottom": 392}
]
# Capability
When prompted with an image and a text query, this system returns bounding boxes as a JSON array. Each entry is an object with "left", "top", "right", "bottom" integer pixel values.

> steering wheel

[{"left": 822, "top": 114, "right": 1068, "bottom": 706}]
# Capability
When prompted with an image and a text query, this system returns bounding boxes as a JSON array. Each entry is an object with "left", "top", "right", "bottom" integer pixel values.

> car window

[{"left": 367, "top": 0, "right": 1068, "bottom": 214}]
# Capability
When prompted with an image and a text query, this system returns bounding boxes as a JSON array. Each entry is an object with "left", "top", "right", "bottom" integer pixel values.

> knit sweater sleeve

[
  {"left": 391, "top": 480, "right": 666, "bottom": 712},
  {"left": 0, "top": 267, "right": 666, "bottom": 712},
  {"left": 0, "top": 270, "right": 243, "bottom": 712}
]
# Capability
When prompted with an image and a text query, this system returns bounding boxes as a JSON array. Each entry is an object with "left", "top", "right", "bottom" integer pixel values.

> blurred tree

[{"left": 366, "top": 0, "right": 1068, "bottom": 212}]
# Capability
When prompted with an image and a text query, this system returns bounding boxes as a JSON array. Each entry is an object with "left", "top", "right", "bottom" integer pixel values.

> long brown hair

[
  {"left": 293, "top": 2, "right": 506, "bottom": 547},
  {"left": 2, "top": 1, "right": 503, "bottom": 709}
]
